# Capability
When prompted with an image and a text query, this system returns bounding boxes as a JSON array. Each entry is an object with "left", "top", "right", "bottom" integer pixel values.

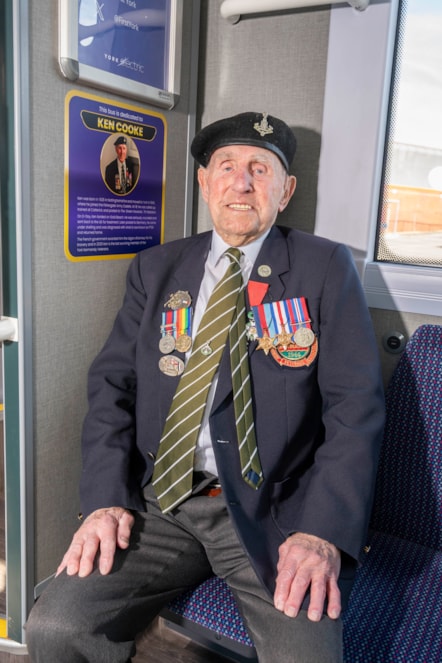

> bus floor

[{"left": 0, "top": 617, "right": 231, "bottom": 662}]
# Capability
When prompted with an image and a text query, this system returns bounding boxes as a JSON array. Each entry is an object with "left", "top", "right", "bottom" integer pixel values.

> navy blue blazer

[{"left": 80, "top": 225, "right": 385, "bottom": 604}]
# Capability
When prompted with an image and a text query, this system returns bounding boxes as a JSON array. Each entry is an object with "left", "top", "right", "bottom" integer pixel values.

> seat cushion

[
  {"left": 166, "top": 575, "right": 255, "bottom": 649},
  {"left": 343, "top": 530, "right": 442, "bottom": 662}
]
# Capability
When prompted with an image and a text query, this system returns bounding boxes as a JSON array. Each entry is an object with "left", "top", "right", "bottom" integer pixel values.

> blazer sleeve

[
  {"left": 291, "top": 242, "right": 385, "bottom": 561},
  {"left": 79, "top": 253, "right": 147, "bottom": 517}
]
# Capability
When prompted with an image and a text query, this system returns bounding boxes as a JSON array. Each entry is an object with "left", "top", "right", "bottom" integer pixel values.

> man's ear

[
  {"left": 279, "top": 175, "right": 297, "bottom": 212},
  {"left": 197, "top": 167, "right": 209, "bottom": 203}
]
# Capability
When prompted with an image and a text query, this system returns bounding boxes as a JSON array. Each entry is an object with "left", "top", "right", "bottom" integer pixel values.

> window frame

[{"left": 316, "top": 0, "right": 442, "bottom": 316}]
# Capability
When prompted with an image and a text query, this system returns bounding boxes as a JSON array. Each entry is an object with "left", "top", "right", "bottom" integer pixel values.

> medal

[
  {"left": 256, "top": 335, "right": 274, "bottom": 355},
  {"left": 159, "top": 335, "right": 176, "bottom": 354},
  {"left": 252, "top": 303, "right": 276, "bottom": 353},
  {"left": 175, "top": 334, "right": 192, "bottom": 353},
  {"left": 252, "top": 297, "right": 317, "bottom": 366},
  {"left": 276, "top": 330, "right": 293, "bottom": 350},
  {"left": 159, "top": 310, "right": 176, "bottom": 354},
  {"left": 293, "top": 327, "right": 315, "bottom": 347},
  {"left": 165, "top": 290, "right": 191, "bottom": 310},
  {"left": 159, "top": 305, "right": 193, "bottom": 355},
  {"left": 159, "top": 355, "right": 185, "bottom": 377}
]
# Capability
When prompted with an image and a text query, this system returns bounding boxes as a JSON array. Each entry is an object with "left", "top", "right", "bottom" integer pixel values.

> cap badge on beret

[{"left": 253, "top": 113, "right": 274, "bottom": 138}]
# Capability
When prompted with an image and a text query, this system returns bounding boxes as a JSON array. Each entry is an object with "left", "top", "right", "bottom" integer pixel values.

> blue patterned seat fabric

[
  {"left": 343, "top": 324, "right": 442, "bottom": 662},
  {"left": 163, "top": 575, "right": 257, "bottom": 661}
]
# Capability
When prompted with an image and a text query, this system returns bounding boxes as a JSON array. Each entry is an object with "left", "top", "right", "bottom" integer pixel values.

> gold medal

[
  {"left": 175, "top": 334, "right": 192, "bottom": 353},
  {"left": 276, "top": 331, "right": 293, "bottom": 350},
  {"left": 256, "top": 335, "right": 275, "bottom": 355}
]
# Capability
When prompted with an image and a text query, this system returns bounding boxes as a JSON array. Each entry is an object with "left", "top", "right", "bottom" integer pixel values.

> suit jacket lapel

[
  {"left": 166, "top": 232, "right": 212, "bottom": 306},
  {"left": 249, "top": 225, "right": 291, "bottom": 304}
]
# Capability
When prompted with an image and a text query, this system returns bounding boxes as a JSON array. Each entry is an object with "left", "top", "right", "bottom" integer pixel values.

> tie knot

[{"left": 225, "top": 247, "right": 242, "bottom": 267}]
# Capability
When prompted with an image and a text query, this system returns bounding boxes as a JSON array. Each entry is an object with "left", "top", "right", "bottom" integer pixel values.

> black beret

[
  {"left": 114, "top": 135, "right": 127, "bottom": 146},
  {"left": 191, "top": 112, "right": 297, "bottom": 171}
]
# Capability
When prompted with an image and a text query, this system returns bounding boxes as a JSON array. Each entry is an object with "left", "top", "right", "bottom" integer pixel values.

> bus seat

[
  {"left": 343, "top": 323, "right": 442, "bottom": 662},
  {"left": 161, "top": 574, "right": 258, "bottom": 661}
]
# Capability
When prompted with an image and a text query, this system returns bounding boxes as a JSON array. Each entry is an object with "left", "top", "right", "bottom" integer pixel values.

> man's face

[
  {"left": 115, "top": 144, "right": 127, "bottom": 162},
  {"left": 197, "top": 145, "right": 296, "bottom": 247}
]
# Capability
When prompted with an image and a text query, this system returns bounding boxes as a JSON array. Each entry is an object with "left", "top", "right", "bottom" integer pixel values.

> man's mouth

[{"left": 228, "top": 204, "right": 253, "bottom": 211}]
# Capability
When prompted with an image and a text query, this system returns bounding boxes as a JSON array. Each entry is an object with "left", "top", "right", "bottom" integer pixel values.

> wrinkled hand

[
  {"left": 274, "top": 532, "right": 341, "bottom": 622},
  {"left": 56, "top": 507, "right": 134, "bottom": 578}
]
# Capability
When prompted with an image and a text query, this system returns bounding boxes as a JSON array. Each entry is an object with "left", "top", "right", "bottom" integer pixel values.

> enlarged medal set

[{"left": 158, "top": 290, "right": 318, "bottom": 376}]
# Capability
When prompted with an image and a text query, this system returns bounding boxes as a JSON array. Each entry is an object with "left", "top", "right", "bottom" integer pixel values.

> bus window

[{"left": 376, "top": 0, "right": 442, "bottom": 268}]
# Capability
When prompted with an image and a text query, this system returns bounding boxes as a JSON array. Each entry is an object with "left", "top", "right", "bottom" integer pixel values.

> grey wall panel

[
  {"left": 194, "top": 4, "right": 330, "bottom": 236},
  {"left": 371, "top": 308, "right": 442, "bottom": 389},
  {"left": 30, "top": 0, "right": 200, "bottom": 583}
]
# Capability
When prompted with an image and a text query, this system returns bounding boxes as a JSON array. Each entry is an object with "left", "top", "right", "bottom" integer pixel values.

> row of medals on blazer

[{"left": 159, "top": 289, "right": 315, "bottom": 362}]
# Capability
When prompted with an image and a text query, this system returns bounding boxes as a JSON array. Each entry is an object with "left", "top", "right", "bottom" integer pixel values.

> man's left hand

[{"left": 274, "top": 532, "right": 341, "bottom": 622}]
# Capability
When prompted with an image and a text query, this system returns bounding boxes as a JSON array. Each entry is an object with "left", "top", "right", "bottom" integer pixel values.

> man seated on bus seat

[{"left": 25, "top": 111, "right": 385, "bottom": 663}]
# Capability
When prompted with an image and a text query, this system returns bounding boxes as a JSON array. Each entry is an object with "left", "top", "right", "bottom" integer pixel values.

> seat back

[{"left": 370, "top": 324, "right": 442, "bottom": 549}]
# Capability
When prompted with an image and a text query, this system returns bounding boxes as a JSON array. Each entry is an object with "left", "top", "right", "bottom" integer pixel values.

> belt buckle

[{"left": 200, "top": 485, "right": 222, "bottom": 497}]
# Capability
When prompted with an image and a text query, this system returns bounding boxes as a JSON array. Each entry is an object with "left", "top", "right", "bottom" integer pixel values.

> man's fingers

[
  {"left": 55, "top": 507, "right": 134, "bottom": 579},
  {"left": 116, "top": 510, "right": 135, "bottom": 548},
  {"left": 274, "top": 567, "right": 295, "bottom": 612},
  {"left": 326, "top": 577, "right": 341, "bottom": 620},
  {"left": 78, "top": 535, "right": 102, "bottom": 577},
  {"left": 274, "top": 532, "right": 342, "bottom": 620},
  {"left": 306, "top": 576, "right": 327, "bottom": 622},
  {"left": 275, "top": 569, "right": 311, "bottom": 617}
]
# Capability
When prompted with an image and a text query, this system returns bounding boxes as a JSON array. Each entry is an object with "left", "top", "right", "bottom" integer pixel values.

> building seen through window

[{"left": 376, "top": 0, "right": 442, "bottom": 267}]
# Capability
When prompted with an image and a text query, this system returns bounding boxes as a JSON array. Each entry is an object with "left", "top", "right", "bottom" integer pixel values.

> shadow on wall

[{"left": 278, "top": 126, "right": 321, "bottom": 236}]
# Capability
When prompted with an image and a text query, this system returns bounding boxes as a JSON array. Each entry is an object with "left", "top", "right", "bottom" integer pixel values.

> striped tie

[
  {"left": 229, "top": 285, "right": 264, "bottom": 491},
  {"left": 152, "top": 248, "right": 263, "bottom": 513}
]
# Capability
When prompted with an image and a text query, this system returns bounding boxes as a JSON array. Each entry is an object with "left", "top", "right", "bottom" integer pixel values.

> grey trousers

[{"left": 25, "top": 488, "right": 343, "bottom": 663}]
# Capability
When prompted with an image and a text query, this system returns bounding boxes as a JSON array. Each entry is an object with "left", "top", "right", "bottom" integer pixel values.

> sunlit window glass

[{"left": 376, "top": 0, "right": 442, "bottom": 267}]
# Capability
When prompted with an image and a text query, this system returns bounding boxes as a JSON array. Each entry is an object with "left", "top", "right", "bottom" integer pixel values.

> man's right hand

[{"left": 56, "top": 507, "right": 134, "bottom": 578}]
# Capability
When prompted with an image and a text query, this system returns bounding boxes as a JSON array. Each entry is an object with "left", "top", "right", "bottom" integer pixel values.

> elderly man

[
  {"left": 26, "top": 112, "right": 384, "bottom": 662},
  {"left": 104, "top": 134, "right": 139, "bottom": 194}
]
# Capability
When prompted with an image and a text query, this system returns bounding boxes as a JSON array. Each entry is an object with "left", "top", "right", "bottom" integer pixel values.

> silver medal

[
  {"left": 293, "top": 327, "right": 315, "bottom": 347},
  {"left": 159, "top": 355, "right": 185, "bottom": 376},
  {"left": 159, "top": 335, "right": 176, "bottom": 354}
]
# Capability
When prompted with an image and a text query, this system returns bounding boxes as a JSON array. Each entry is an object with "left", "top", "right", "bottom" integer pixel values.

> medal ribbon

[
  {"left": 247, "top": 280, "right": 269, "bottom": 307},
  {"left": 161, "top": 310, "right": 175, "bottom": 337},
  {"left": 286, "top": 297, "right": 312, "bottom": 330},
  {"left": 274, "top": 300, "right": 288, "bottom": 334},
  {"left": 176, "top": 307, "right": 192, "bottom": 336},
  {"left": 161, "top": 308, "right": 193, "bottom": 338},
  {"left": 252, "top": 304, "right": 271, "bottom": 337},
  {"left": 252, "top": 298, "right": 312, "bottom": 336}
]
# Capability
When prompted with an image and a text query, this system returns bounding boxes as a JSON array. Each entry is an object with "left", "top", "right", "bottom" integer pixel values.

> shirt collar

[{"left": 209, "top": 228, "right": 270, "bottom": 269}]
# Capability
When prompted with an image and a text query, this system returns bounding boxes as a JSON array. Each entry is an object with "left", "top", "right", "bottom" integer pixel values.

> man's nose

[{"left": 231, "top": 168, "right": 253, "bottom": 191}]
